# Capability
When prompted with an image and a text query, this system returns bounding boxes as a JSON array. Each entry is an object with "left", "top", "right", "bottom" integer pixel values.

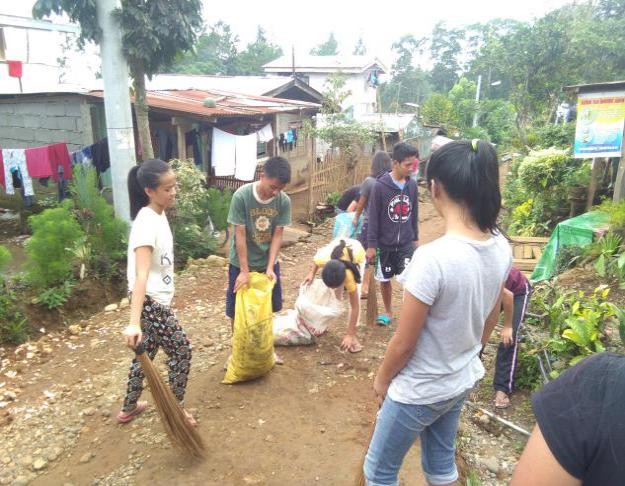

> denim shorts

[{"left": 364, "top": 390, "right": 470, "bottom": 485}]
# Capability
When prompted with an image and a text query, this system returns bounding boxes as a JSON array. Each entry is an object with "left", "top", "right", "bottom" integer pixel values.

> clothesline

[{"left": 212, "top": 123, "right": 274, "bottom": 181}]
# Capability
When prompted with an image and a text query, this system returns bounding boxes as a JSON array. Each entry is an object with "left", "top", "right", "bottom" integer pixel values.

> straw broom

[
  {"left": 134, "top": 342, "right": 206, "bottom": 459},
  {"left": 355, "top": 415, "right": 377, "bottom": 486}
]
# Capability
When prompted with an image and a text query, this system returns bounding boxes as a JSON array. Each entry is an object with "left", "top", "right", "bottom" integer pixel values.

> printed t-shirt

[
  {"left": 127, "top": 206, "right": 174, "bottom": 306},
  {"left": 228, "top": 182, "right": 291, "bottom": 270}
]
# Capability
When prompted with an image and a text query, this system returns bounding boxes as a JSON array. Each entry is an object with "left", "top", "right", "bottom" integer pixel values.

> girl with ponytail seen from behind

[
  {"left": 117, "top": 159, "right": 196, "bottom": 427},
  {"left": 363, "top": 140, "right": 512, "bottom": 485}
]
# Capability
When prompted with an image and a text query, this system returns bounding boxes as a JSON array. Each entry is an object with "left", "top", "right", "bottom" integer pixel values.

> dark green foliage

[
  {"left": 534, "top": 123, "right": 576, "bottom": 149},
  {"left": 310, "top": 33, "right": 338, "bottom": 56},
  {"left": 35, "top": 281, "right": 74, "bottom": 309},
  {"left": 69, "top": 165, "right": 128, "bottom": 277},
  {"left": 25, "top": 207, "right": 85, "bottom": 288}
]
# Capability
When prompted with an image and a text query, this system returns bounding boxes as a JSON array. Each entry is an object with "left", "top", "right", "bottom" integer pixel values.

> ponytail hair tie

[{"left": 471, "top": 139, "right": 479, "bottom": 152}]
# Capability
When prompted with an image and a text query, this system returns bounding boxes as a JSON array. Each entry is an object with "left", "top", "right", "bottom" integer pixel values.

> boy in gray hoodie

[{"left": 366, "top": 142, "right": 419, "bottom": 325}]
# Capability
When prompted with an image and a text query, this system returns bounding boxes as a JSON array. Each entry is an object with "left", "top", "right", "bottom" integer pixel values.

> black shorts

[{"left": 376, "top": 246, "right": 415, "bottom": 281}]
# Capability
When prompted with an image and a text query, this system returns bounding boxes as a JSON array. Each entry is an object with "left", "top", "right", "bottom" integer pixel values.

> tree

[
  {"left": 429, "top": 23, "right": 464, "bottom": 92},
  {"left": 170, "top": 21, "right": 240, "bottom": 75},
  {"left": 236, "top": 27, "right": 283, "bottom": 75},
  {"left": 353, "top": 37, "right": 366, "bottom": 55},
  {"left": 310, "top": 33, "right": 338, "bottom": 56},
  {"left": 33, "top": 0, "right": 202, "bottom": 161},
  {"left": 421, "top": 93, "right": 455, "bottom": 128},
  {"left": 379, "top": 35, "right": 430, "bottom": 112}
]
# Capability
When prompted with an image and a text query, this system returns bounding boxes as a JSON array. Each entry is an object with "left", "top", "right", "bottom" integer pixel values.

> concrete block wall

[{"left": 0, "top": 95, "right": 93, "bottom": 152}]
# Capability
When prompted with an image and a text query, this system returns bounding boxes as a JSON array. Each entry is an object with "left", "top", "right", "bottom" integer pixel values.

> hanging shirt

[
  {"left": 234, "top": 133, "right": 258, "bottom": 181},
  {"left": 212, "top": 128, "right": 236, "bottom": 177},
  {"left": 25, "top": 143, "right": 72, "bottom": 182},
  {"left": 286, "top": 129, "right": 294, "bottom": 143},
  {"left": 2, "top": 149, "right": 33, "bottom": 196},
  {"left": 257, "top": 124, "right": 274, "bottom": 143},
  {"left": 91, "top": 139, "right": 111, "bottom": 174}
]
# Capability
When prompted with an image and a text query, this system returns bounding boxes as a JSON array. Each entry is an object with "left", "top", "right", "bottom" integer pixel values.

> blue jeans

[{"left": 364, "top": 390, "right": 470, "bottom": 485}]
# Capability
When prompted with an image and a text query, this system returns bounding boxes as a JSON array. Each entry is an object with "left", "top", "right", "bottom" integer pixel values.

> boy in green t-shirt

[{"left": 225, "top": 156, "right": 292, "bottom": 324}]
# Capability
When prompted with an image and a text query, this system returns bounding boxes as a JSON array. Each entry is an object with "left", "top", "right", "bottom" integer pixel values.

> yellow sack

[{"left": 223, "top": 272, "right": 276, "bottom": 384}]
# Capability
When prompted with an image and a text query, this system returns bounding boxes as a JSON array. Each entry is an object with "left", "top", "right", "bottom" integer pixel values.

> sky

[
  {"left": 7, "top": 0, "right": 573, "bottom": 70},
  {"left": 199, "top": 0, "right": 574, "bottom": 66}
]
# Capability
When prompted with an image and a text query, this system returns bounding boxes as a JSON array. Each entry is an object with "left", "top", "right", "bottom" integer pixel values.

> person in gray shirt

[{"left": 363, "top": 139, "right": 512, "bottom": 486}]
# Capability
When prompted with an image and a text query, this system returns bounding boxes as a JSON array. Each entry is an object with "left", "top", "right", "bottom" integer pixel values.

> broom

[
  {"left": 355, "top": 414, "right": 377, "bottom": 486},
  {"left": 366, "top": 254, "right": 378, "bottom": 327},
  {"left": 134, "top": 342, "right": 206, "bottom": 459}
]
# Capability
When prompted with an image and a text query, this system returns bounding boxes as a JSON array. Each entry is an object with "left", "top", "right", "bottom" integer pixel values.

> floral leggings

[{"left": 122, "top": 295, "right": 192, "bottom": 412}]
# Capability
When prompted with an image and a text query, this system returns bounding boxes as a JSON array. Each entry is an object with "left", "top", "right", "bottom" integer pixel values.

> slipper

[
  {"left": 360, "top": 292, "right": 369, "bottom": 300},
  {"left": 348, "top": 343, "right": 363, "bottom": 353},
  {"left": 117, "top": 401, "right": 148, "bottom": 424},
  {"left": 494, "top": 393, "right": 511, "bottom": 409},
  {"left": 376, "top": 315, "right": 392, "bottom": 326},
  {"left": 274, "top": 353, "right": 284, "bottom": 365},
  {"left": 183, "top": 409, "right": 198, "bottom": 428}
]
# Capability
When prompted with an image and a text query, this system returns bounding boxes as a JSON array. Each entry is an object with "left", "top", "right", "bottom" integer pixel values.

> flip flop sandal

[
  {"left": 183, "top": 409, "right": 198, "bottom": 428},
  {"left": 348, "top": 343, "right": 364, "bottom": 353},
  {"left": 376, "top": 315, "right": 392, "bottom": 326},
  {"left": 360, "top": 292, "right": 369, "bottom": 300},
  {"left": 494, "top": 396, "right": 511, "bottom": 409},
  {"left": 117, "top": 401, "right": 148, "bottom": 424}
]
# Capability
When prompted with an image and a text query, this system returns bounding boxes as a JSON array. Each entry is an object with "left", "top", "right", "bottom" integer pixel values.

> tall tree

[
  {"left": 310, "top": 33, "right": 338, "bottom": 56},
  {"left": 353, "top": 37, "right": 367, "bottom": 55},
  {"left": 170, "top": 21, "right": 239, "bottom": 75},
  {"left": 34, "top": 0, "right": 202, "bottom": 161},
  {"left": 379, "top": 35, "right": 430, "bottom": 112},
  {"left": 236, "top": 27, "right": 283, "bottom": 75},
  {"left": 429, "top": 23, "right": 464, "bottom": 92}
]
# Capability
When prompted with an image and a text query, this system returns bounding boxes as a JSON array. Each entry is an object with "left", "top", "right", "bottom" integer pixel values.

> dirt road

[{"left": 0, "top": 199, "right": 444, "bottom": 486}]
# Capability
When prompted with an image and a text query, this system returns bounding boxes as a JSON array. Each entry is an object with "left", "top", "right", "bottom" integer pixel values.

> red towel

[
  {"left": 7, "top": 60, "right": 22, "bottom": 78},
  {"left": 25, "top": 143, "right": 72, "bottom": 182}
]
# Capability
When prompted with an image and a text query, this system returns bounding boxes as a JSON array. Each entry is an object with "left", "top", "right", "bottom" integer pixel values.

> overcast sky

[
  {"left": 199, "top": 0, "right": 573, "bottom": 65},
  {"left": 10, "top": 0, "right": 573, "bottom": 68}
]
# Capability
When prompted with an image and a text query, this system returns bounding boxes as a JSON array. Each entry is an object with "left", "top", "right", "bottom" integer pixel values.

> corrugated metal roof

[
  {"left": 564, "top": 80, "right": 625, "bottom": 93},
  {"left": 88, "top": 88, "right": 320, "bottom": 118},
  {"left": 145, "top": 74, "right": 293, "bottom": 96},
  {"left": 263, "top": 55, "right": 388, "bottom": 73}
]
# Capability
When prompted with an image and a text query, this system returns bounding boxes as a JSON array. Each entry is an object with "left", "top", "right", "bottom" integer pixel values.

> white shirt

[{"left": 127, "top": 207, "right": 174, "bottom": 306}]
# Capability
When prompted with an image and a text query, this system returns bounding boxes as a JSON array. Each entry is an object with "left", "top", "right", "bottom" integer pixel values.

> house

[
  {"left": 263, "top": 55, "right": 387, "bottom": 117},
  {"left": 146, "top": 74, "right": 323, "bottom": 105},
  {"left": 0, "top": 12, "right": 100, "bottom": 95},
  {"left": 0, "top": 88, "right": 320, "bottom": 189}
]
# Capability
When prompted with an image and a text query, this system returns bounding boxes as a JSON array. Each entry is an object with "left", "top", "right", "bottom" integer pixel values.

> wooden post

[
  {"left": 307, "top": 136, "right": 315, "bottom": 220},
  {"left": 612, "top": 122, "right": 625, "bottom": 201},
  {"left": 586, "top": 158, "right": 601, "bottom": 211}
]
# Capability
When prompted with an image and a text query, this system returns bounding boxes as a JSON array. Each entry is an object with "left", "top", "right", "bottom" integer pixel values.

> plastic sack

[
  {"left": 333, "top": 212, "right": 363, "bottom": 239},
  {"left": 223, "top": 273, "right": 275, "bottom": 384},
  {"left": 295, "top": 280, "right": 343, "bottom": 337},
  {"left": 273, "top": 310, "right": 314, "bottom": 346}
]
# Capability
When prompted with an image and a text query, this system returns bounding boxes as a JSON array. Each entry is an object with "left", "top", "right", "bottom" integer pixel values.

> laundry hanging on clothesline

[
  {"left": 0, "top": 142, "right": 73, "bottom": 199},
  {"left": 211, "top": 126, "right": 264, "bottom": 181}
]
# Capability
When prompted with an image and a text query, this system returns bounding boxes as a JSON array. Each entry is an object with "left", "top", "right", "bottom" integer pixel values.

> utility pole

[
  {"left": 472, "top": 74, "right": 482, "bottom": 128},
  {"left": 96, "top": 0, "right": 136, "bottom": 222}
]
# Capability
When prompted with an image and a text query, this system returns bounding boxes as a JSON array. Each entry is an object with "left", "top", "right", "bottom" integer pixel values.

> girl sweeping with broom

[
  {"left": 118, "top": 159, "right": 197, "bottom": 428},
  {"left": 362, "top": 140, "right": 511, "bottom": 485}
]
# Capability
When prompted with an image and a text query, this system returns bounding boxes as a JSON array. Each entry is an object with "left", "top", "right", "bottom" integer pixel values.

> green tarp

[{"left": 531, "top": 211, "right": 610, "bottom": 282}]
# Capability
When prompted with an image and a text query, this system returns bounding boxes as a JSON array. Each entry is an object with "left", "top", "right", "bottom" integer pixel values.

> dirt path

[{"left": 0, "top": 200, "right": 444, "bottom": 486}]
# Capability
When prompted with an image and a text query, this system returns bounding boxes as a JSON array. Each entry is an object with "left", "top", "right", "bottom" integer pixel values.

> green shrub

[
  {"left": 0, "top": 282, "right": 27, "bottom": 345},
  {"left": 0, "top": 245, "right": 10, "bottom": 274},
  {"left": 599, "top": 199, "right": 625, "bottom": 239},
  {"left": 25, "top": 207, "right": 85, "bottom": 288},
  {"left": 326, "top": 191, "right": 341, "bottom": 206},
  {"left": 35, "top": 281, "right": 74, "bottom": 309},
  {"left": 533, "top": 123, "right": 576, "bottom": 149},
  {"left": 70, "top": 165, "right": 128, "bottom": 277},
  {"left": 169, "top": 159, "right": 222, "bottom": 265},
  {"left": 517, "top": 148, "right": 571, "bottom": 193}
]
